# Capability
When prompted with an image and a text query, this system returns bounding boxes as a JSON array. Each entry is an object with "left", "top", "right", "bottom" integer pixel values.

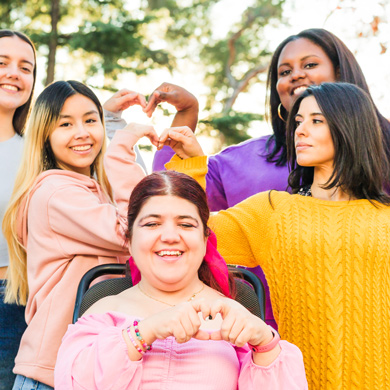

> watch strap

[{"left": 248, "top": 326, "right": 280, "bottom": 353}]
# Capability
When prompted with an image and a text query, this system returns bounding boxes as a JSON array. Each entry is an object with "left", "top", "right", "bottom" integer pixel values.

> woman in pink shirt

[{"left": 55, "top": 171, "right": 307, "bottom": 390}]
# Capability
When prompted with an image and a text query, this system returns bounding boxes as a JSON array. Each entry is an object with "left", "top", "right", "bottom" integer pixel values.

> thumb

[{"left": 193, "top": 329, "right": 211, "bottom": 341}]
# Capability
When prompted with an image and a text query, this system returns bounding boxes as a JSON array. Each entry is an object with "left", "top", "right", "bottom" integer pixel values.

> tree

[
  {"left": 3, "top": 0, "right": 174, "bottom": 87},
  {"left": 143, "top": 0, "right": 286, "bottom": 148}
]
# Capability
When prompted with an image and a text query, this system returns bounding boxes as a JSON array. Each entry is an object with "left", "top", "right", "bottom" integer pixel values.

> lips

[
  {"left": 291, "top": 85, "right": 308, "bottom": 96},
  {"left": 71, "top": 145, "right": 92, "bottom": 152},
  {"left": 295, "top": 142, "right": 311, "bottom": 149},
  {"left": 156, "top": 250, "right": 183, "bottom": 257},
  {"left": 1, "top": 84, "right": 19, "bottom": 92}
]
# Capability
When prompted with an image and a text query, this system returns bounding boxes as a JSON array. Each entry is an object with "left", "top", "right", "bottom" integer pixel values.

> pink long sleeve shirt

[
  {"left": 55, "top": 312, "right": 308, "bottom": 390},
  {"left": 13, "top": 130, "right": 146, "bottom": 386}
]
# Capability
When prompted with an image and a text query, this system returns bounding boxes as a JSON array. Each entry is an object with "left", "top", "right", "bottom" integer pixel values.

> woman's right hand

[
  {"left": 139, "top": 301, "right": 210, "bottom": 344},
  {"left": 103, "top": 89, "right": 147, "bottom": 113},
  {"left": 158, "top": 126, "right": 204, "bottom": 159}
]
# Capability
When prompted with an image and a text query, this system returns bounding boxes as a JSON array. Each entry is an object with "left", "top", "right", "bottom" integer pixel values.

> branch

[
  {"left": 223, "top": 61, "right": 269, "bottom": 114},
  {"left": 225, "top": 8, "right": 257, "bottom": 89}
]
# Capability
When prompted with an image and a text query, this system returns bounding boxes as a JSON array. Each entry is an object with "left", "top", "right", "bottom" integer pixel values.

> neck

[
  {"left": 138, "top": 277, "right": 204, "bottom": 306},
  {"left": 0, "top": 109, "right": 17, "bottom": 142},
  {"left": 312, "top": 166, "right": 354, "bottom": 201}
]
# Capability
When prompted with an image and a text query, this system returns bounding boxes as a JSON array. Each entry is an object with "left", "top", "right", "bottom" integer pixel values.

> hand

[
  {"left": 140, "top": 302, "right": 210, "bottom": 344},
  {"left": 123, "top": 123, "right": 159, "bottom": 148},
  {"left": 144, "top": 82, "right": 199, "bottom": 124},
  {"left": 103, "top": 89, "right": 147, "bottom": 113},
  {"left": 158, "top": 126, "right": 204, "bottom": 159},
  {"left": 194, "top": 298, "right": 272, "bottom": 348}
]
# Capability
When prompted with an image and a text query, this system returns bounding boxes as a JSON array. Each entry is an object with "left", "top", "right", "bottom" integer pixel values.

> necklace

[{"left": 138, "top": 282, "right": 205, "bottom": 307}]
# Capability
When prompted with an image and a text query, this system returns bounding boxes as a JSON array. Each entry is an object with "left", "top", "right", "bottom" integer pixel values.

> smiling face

[
  {"left": 49, "top": 93, "right": 104, "bottom": 176},
  {"left": 129, "top": 195, "right": 207, "bottom": 291},
  {"left": 0, "top": 36, "right": 35, "bottom": 114},
  {"left": 276, "top": 38, "right": 337, "bottom": 112},
  {"left": 294, "top": 95, "right": 335, "bottom": 169}
]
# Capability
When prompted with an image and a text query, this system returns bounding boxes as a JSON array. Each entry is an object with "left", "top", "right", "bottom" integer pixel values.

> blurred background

[{"left": 2, "top": 0, "right": 389, "bottom": 171}]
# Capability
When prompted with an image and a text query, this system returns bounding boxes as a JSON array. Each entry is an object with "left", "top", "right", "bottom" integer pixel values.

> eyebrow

[
  {"left": 295, "top": 112, "right": 324, "bottom": 118},
  {"left": 139, "top": 214, "right": 199, "bottom": 224},
  {"left": 59, "top": 110, "right": 99, "bottom": 119},
  {"left": 278, "top": 54, "right": 321, "bottom": 68},
  {"left": 0, "top": 55, "right": 34, "bottom": 67}
]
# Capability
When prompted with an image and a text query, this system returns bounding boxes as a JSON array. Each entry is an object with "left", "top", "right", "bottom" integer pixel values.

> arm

[
  {"left": 103, "top": 90, "right": 148, "bottom": 172},
  {"left": 238, "top": 341, "right": 308, "bottom": 390},
  {"left": 146, "top": 83, "right": 199, "bottom": 171},
  {"left": 165, "top": 143, "right": 273, "bottom": 268},
  {"left": 54, "top": 313, "right": 143, "bottom": 390}
]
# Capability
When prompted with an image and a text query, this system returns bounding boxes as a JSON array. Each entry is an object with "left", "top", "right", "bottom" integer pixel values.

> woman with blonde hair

[{"left": 3, "top": 80, "right": 157, "bottom": 389}]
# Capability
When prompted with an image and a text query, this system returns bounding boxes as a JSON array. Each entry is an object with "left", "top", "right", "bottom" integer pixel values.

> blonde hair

[{"left": 2, "top": 81, "right": 112, "bottom": 304}]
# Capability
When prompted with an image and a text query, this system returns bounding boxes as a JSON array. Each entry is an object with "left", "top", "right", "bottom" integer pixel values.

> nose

[
  {"left": 74, "top": 123, "right": 90, "bottom": 139},
  {"left": 290, "top": 67, "right": 305, "bottom": 81},
  {"left": 160, "top": 224, "right": 180, "bottom": 243},
  {"left": 6, "top": 63, "right": 20, "bottom": 79},
  {"left": 295, "top": 121, "right": 307, "bottom": 137}
]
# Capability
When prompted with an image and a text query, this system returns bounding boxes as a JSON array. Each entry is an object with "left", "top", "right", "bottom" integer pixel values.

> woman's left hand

[
  {"left": 193, "top": 298, "right": 272, "bottom": 348},
  {"left": 122, "top": 123, "right": 160, "bottom": 148},
  {"left": 158, "top": 126, "right": 204, "bottom": 158}
]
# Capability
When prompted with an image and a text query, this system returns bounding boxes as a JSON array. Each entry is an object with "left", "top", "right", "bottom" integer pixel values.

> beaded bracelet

[
  {"left": 134, "top": 320, "right": 152, "bottom": 351},
  {"left": 126, "top": 326, "right": 145, "bottom": 355}
]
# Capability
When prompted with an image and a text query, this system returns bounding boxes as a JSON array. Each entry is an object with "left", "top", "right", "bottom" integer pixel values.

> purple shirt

[{"left": 153, "top": 135, "right": 290, "bottom": 329}]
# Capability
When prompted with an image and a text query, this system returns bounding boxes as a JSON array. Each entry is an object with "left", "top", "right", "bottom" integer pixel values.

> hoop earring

[{"left": 277, "top": 103, "right": 286, "bottom": 123}]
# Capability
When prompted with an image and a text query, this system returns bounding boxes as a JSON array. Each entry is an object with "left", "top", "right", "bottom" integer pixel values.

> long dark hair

[
  {"left": 0, "top": 29, "right": 37, "bottom": 135},
  {"left": 286, "top": 82, "right": 390, "bottom": 205},
  {"left": 265, "top": 28, "right": 390, "bottom": 167},
  {"left": 127, "top": 170, "right": 235, "bottom": 296}
]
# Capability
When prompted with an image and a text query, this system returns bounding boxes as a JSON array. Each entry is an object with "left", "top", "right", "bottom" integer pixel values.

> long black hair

[
  {"left": 265, "top": 28, "right": 390, "bottom": 167},
  {"left": 286, "top": 82, "right": 390, "bottom": 205}
]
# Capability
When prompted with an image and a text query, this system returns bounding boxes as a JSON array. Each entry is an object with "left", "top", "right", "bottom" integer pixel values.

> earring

[{"left": 277, "top": 103, "right": 286, "bottom": 123}]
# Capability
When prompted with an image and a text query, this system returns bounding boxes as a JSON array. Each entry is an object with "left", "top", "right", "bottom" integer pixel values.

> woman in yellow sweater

[{"left": 161, "top": 82, "right": 390, "bottom": 389}]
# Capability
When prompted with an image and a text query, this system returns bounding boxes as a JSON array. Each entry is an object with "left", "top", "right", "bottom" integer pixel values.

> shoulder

[{"left": 211, "top": 136, "right": 271, "bottom": 159}]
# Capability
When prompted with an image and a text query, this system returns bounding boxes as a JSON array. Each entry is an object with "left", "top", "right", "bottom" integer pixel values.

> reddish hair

[{"left": 127, "top": 171, "right": 235, "bottom": 297}]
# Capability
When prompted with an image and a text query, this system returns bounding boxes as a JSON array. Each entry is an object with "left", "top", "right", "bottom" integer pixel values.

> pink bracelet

[
  {"left": 134, "top": 320, "right": 152, "bottom": 351},
  {"left": 126, "top": 326, "right": 145, "bottom": 355}
]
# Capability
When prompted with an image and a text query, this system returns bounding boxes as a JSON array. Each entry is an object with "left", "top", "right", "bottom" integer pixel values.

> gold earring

[{"left": 277, "top": 103, "right": 286, "bottom": 122}]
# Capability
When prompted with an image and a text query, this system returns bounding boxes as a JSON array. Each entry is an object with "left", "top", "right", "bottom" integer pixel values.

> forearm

[{"left": 171, "top": 103, "right": 199, "bottom": 132}]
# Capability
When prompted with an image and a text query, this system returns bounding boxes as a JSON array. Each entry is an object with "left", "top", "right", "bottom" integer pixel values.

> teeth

[
  {"left": 293, "top": 86, "right": 307, "bottom": 95},
  {"left": 72, "top": 145, "right": 91, "bottom": 151},
  {"left": 2, "top": 84, "right": 18, "bottom": 91},
  {"left": 157, "top": 251, "right": 183, "bottom": 257}
]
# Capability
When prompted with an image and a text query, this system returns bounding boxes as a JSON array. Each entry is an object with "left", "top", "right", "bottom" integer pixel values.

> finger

[
  {"left": 209, "top": 330, "right": 223, "bottom": 341},
  {"left": 144, "top": 91, "right": 161, "bottom": 116},
  {"left": 193, "top": 329, "right": 211, "bottom": 341},
  {"left": 191, "top": 299, "right": 211, "bottom": 321}
]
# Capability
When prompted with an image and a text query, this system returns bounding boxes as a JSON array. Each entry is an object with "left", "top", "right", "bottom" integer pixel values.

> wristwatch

[{"left": 248, "top": 326, "right": 280, "bottom": 353}]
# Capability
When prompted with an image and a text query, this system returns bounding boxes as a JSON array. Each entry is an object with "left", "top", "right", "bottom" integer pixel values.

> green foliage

[{"left": 199, "top": 111, "right": 264, "bottom": 147}]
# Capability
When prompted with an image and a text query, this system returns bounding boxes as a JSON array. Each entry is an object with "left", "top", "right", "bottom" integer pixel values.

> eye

[
  {"left": 179, "top": 223, "right": 196, "bottom": 229},
  {"left": 142, "top": 222, "right": 160, "bottom": 228},
  {"left": 304, "top": 62, "right": 318, "bottom": 69},
  {"left": 279, "top": 69, "right": 291, "bottom": 77},
  {"left": 295, "top": 120, "right": 302, "bottom": 128},
  {"left": 313, "top": 119, "right": 323, "bottom": 124},
  {"left": 86, "top": 118, "right": 97, "bottom": 124},
  {"left": 21, "top": 66, "right": 32, "bottom": 73},
  {"left": 59, "top": 122, "right": 72, "bottom": 127}
]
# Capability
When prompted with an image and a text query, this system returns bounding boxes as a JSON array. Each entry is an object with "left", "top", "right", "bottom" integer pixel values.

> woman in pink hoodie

[{"left": 2, "top": 80, "right": 159, "bottom": 390}]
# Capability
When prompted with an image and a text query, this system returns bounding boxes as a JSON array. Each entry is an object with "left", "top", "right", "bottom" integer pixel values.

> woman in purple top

[{"left": 151, "top": 28, "right": 390, "bottom": 330}]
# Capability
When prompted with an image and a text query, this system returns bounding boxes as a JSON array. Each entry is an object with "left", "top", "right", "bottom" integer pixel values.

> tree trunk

[{"left": 45, "top": 0, "right": 60, "bottom": 86}]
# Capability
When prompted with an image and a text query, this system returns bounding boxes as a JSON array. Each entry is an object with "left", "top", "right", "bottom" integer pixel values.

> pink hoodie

[{"left": 13, "top": 130, "right": 146, "bottom": 387}]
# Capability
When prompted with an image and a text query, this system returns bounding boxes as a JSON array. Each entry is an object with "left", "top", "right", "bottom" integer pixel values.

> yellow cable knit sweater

[{"left": 166, "top": 155, "right": 390, "bottom": 390}]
